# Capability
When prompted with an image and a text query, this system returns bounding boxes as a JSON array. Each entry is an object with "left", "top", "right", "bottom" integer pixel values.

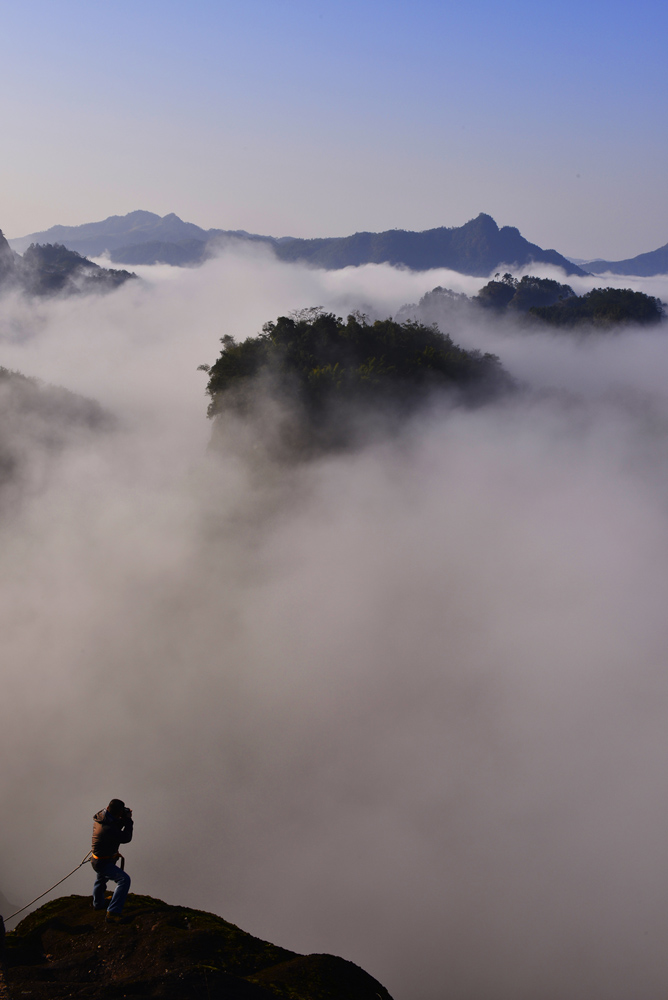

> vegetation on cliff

[
  {"left": 20, "top": 243, "right": 136, "bottom": 295},
  {"left": 0, "top": 230, "right": 135, "bottom": 298}
]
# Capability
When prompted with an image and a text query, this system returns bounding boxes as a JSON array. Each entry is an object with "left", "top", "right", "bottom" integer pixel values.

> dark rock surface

[
  {"left": 0, "top": 917, "right": 10, "bottom": 1000},
  {"left": 4, "top": 894, "right": 394, "bottom": 1000}
]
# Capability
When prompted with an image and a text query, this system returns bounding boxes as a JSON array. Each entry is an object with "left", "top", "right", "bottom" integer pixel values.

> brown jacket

[{"left": 91, "top": 809, "right": 133, "bottom": 862}]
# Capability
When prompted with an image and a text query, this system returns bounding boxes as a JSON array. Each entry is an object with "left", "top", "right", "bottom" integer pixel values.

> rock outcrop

[{"left": 4, "top": 894, "right": 393, "bottom": 1000}]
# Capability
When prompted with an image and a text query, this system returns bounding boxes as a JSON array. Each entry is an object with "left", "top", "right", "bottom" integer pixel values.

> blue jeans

[{"left": 92, "top": 861, "right": 131, "bottom": 915}]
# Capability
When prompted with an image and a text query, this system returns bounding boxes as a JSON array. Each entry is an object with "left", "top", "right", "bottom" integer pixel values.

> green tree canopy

[
  {"left": 529, "top": 287, "right": 664, "bottom": 327},
  {"left": 206, "top": 310, "right": 508, "bottom": 412},
  {"left": 475, "top": 274, "right": 575, "bottom": 312},
  {"left": 204, "top": 310, "right": 511, "bottom": 453}
]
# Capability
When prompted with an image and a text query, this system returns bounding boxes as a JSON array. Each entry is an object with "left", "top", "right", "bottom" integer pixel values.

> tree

[{"left": 475, "top": 276, "right": 517, "bottom": 309}]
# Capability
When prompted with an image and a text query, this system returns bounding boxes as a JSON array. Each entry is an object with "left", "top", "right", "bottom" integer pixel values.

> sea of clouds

[{"left": 2, "top": 249, "right": 668, "bottom": 1000}]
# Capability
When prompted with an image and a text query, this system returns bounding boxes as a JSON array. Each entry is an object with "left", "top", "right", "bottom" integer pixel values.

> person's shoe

[
  {"left": 92, "top": 904, "right": 106, "bottom": 911},
  {"left": 105, "top": 912, "right": 128, "bottom": 924}
]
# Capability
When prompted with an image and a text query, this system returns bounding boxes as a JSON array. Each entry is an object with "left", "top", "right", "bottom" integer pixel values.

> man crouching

[{"left": 91, "top": 799, "right": 133, "bottom": 923}]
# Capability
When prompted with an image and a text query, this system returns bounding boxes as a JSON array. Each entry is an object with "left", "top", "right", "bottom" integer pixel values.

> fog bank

[{"left": 1, "top": 252, "right": 668, "bottom": 1000}]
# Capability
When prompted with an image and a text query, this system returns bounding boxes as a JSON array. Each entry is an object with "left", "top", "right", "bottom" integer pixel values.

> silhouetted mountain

[
  {"left": 8, "top": 211, "right": 264, "bottom": 260},
  {"left": 585, "top": 241, "right": 668, "bottom": 276},
  {"left": 273, "top": 213, "right": 588, "bottom": 276},
  {"left": 3, "top": 894, "right": 394, "bottom": 1000},
  {"left": 11, "top": 211, "right": 587, "bottom": 276},
  {"left": 8, "top": 211, "right": 220, "bottom": 257},
  {"left": 109, "top": 239, "right": 209, "bottom": 266}
]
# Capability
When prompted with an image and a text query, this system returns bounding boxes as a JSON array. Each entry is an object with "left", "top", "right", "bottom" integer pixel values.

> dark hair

[{"left": 108, "top": 799, "right": 125, "bottom": 815}]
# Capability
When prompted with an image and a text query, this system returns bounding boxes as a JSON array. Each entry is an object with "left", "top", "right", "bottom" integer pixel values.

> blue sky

[{"left": 2, "top": 0, "right": 667, "bottom": 258}]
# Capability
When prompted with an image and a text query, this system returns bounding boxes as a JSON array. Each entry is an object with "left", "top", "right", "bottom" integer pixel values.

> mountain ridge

[
  {"left": 272, "top": 212, "right": 587, "bottom": 275},
  {"left": 585, "top": 240, "right": 668, "bottom": 276},
  {"left": 9, "top": 211, "right": 224, "bottom": 257},
  {"left": 9, "top": 211, "right": 588, "bottom": 276}
]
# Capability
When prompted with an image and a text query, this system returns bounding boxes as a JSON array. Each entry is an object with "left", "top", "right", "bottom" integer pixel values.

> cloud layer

[{"left": 2, "top": 254, "right": 668, "bottom": 1000}]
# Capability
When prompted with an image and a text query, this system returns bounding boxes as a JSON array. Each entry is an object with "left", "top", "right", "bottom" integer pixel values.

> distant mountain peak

[
  {"left": 273, "top": 213, "right": 587, "bottom": 276},
  {"left": 121, "top": 209, "right": 162, "bottom": 222},
  {"left": 8, "top": 209, "right": 587, "bottom": 276},
  {"left": 470, "top": 212, "right": 499, "bottom": 229},
  {"left": 8, "top": 211, "right": 214, "bottom": 256}
]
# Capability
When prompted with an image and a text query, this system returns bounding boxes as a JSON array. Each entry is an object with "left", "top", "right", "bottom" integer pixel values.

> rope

[{"left": 3, "top": 851, "right": 93, "bottom": 925}]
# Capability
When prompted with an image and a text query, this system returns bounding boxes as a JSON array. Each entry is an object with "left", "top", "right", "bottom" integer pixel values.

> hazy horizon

[
  {"left": 7, "top": 207, "right": 667, "bottom": 268},
  {"left": 1, "top": 250, "right": 668, "bottom": 1000}
]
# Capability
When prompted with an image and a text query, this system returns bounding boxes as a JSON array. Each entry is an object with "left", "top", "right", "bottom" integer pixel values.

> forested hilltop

[
  {"left": 0, "top": 230, "right": 135, "bottom": 297},
  {"left": 398, "top": 274, "right": 665, "bottom": 329},
  {"left": 203, "top": 309, "right": 512, "bottom": 457},
  {"left": 475, "top": 273, "right": 664, "bottom": 325}
]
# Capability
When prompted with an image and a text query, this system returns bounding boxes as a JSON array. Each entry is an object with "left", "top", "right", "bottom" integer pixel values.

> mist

[{"left": 2, "top": 250, "right": 668, "bottom": 1000}]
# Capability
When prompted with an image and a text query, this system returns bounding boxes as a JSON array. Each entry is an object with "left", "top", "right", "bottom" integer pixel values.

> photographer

[{"left": 91, "top": 799, "right": 133, "bottom": 923}]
